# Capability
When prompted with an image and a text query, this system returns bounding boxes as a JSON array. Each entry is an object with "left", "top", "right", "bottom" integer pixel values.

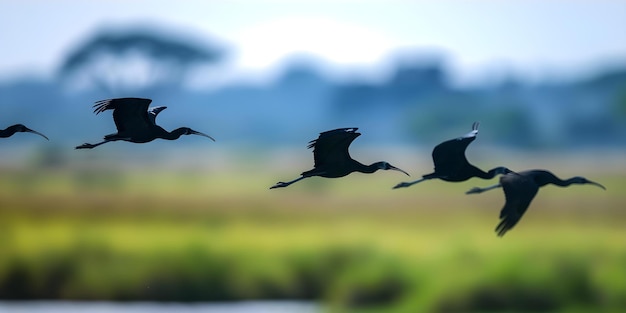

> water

[{"left": 0, "top": 301, "right": 319, "bottom": 313}]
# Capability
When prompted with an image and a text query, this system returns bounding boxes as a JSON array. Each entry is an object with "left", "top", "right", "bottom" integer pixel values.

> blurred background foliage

[
  {"left": 1, "top": 23, "right": 626, "bottom": 154},
  {"left": 0, "top": 169, "right": 624, "bottom": 312}
]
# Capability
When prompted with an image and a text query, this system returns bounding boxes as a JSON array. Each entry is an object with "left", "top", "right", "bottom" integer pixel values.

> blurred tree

[
  {"left": 615, "top": 85, "right": 626, "bottom": 118},
  {"left": 32, "top": 145, "right": 65, "bottom": 169},
  {"left": 58, "top": 26, "right": 227, "bottom": 92},
  {"left": 385, "top": 63, "right": 447, "bottom": 100}
]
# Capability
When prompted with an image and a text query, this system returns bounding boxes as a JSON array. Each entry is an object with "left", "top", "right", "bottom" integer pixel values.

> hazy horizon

[{"left": 1, "top": 0, "right": 625, "bottom": 87}]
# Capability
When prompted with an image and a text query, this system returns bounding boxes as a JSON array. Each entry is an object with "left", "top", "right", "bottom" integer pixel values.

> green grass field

[{"left": 1, "top": 165, "right": 625, "bottom": 312}]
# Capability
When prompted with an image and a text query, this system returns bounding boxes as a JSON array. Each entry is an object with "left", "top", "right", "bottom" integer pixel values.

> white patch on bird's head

[
  {"left": 377, "top": 161, "right": 410, "bottom": 176},
  {"left": 377, "top": 161, "right": 390, "bottom": 169}
]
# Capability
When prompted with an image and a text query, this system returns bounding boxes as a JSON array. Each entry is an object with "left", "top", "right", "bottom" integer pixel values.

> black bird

[
  {"left": 393, "top": 122, "right": 511, "bottom": 189},
  {"left": 270, "top": 128, "right": 409, "bottom": 189},
  {"left": 466, "top": 169, "right": 606, "bottom": 237},
  {"left": 0, "top": 124, "right": 48, "bottom": 140},
  {"left": 76, "top": 97, "right": 214, "bottom": 149}
]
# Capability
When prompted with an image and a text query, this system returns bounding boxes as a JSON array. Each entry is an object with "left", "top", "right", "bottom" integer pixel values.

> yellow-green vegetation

[{"left": 1, "top": 167, "right": 625, "bottom": 312}]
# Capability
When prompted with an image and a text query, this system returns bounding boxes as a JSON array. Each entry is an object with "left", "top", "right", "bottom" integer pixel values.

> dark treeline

[{"left": 1, "top": 25, "right": 625, "bottom": 150}]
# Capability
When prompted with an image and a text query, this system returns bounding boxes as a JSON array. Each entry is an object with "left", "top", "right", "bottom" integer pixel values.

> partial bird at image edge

[{"left": 0, "top": 124, "right": 49, "bottom": 140}]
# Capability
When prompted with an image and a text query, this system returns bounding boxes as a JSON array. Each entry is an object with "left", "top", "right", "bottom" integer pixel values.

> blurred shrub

[{"left": 1, "top": 170, "right": 624, "bottom": 312}]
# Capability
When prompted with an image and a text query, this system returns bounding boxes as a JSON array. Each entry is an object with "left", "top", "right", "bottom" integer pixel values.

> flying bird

[
  {"left": 76, "top": 97, "right": 214, "bottom": 149},
  {"left": 0, "top": 124, "right": 48, "bottom": 140},
  {"left": 466, "top": 169, "right": 606, "bottom": 237},
  {"left": 394, "top": 122, "right": 511, "bottom": 189},
  {"left": 270, "top": 128, "right": 409, "bottom": 189}
]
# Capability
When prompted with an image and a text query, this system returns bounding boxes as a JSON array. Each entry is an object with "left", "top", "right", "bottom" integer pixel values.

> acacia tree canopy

[{"left": 58, "top": 27, "right": 228, "bottom": 91}]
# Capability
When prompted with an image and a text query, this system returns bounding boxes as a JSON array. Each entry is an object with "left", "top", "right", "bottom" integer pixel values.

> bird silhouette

[
  {"left": 466, "top": 169, "right": 606, "bottom": 237},
  {"left": 76, "top": 97, "right": 214, "bottom": 149},
  {"left": 270, "top": 128, "right": 409, "bottom": 189},
  {"left": 394, "top": 122, "right": 511, "bottom": 189},
  {"left": 0, "top": 124, "right": 48, "bottom": 140}
]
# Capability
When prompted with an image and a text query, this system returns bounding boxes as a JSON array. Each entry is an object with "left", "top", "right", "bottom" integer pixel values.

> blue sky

[{"left": 1, "top": 0, "right": 625, "bottom": 85}]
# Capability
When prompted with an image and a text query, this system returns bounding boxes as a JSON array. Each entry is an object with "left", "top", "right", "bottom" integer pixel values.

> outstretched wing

[
  {"left": 431, "top": 122, "right": 479, "bottom": 172},
  {"left": 308, "top": 128, "right": 360, "bottom": 169},
  {"left": 495, "top": 172, "right": 539, "bottom": 237},
  {"left": 147, "top": 106, "right": 167, "bottom": 125},
  {"left": 93, "top": 98, "right": 153, "bottom": 134}
]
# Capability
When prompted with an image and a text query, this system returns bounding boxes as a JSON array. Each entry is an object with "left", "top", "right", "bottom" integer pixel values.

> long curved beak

[
  {"left": 26, "top": 128, "right": 49, "bottom": 140},
  {"left": 587, "top": 180, "right": 606, "bottom": 190},
  {"left": 190, "top": 130, "right": 215, "bottom": 142},
  {"left": 390, "top": 165, "right": 410, "bottom": 176}
]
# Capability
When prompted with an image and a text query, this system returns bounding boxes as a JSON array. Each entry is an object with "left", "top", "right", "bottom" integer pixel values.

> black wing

[
  {"left": 93, "top": 98, "right": 153, "bottom": 133},
  {"left": 431, "top": 122, "right": 479, "bottom": 173},
  {"left": 308, "top": 128, "right": 360, "bottom": 169},
  {"left": 147, "top": 106, "right": 167, "bottom": 125},
  {"left": 495, "top": 172, "right": 539, "bottom": 237}
]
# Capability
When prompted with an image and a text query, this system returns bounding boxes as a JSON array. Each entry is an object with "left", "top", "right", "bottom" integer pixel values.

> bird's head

[
  {"left": 178, "top": 127, "right": 216, "bottom": 141},
  {"left": 12, "top": 124, "right": 27, "bottom": 130},
  {"left": 375, "top": 161, "right": 410, "bottom": 176},
  {"left": 572, "top": 176, "right": 606, "bottom": 190},
  {"left": 493, "top": 167, "right": 514, "bottom": 175},
  {"left": 13, "top": 124, "right": 49, "bottom": 140}
]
